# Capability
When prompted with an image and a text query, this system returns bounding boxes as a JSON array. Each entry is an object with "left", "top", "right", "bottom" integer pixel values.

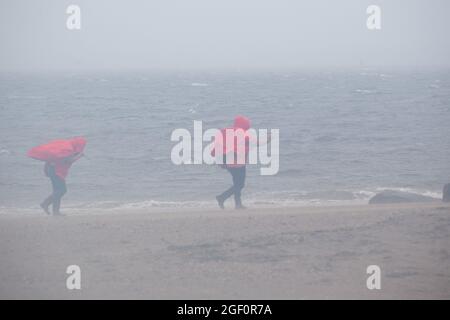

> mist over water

[{"left": 0, "top": 69, "right": 449, "bottom": 210}]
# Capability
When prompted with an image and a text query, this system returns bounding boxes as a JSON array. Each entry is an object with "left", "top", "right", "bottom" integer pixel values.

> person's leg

[
  {"left": 51, "top": 176, "right": 67, "bottom": 215},
  {"left": 232, "top": 166, "right": 246, "bottom": 209},
  {"left": 52, "top": 196, "right": 62, "bottom": 215},
  {"left": 216, "top": 186, "right": 234, "bottom": 209},
  {"left": 216, "top": 167, "right": 238, "bottom": 208},
  {"left": 40, "top": 194, "right": 52, "bottom": 214},
  {"left": 41, "top": 172, "right": 56, "bottom": 214}
]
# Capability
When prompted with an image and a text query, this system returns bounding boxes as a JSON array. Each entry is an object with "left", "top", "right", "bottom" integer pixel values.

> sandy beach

[{"left": 0, "top": 202, "right": 449, "bottom": 299}]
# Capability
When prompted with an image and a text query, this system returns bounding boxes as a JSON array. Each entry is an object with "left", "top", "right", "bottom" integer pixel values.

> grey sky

[{"left": 1, "top": 0, "right": 449, "bottom": 71}]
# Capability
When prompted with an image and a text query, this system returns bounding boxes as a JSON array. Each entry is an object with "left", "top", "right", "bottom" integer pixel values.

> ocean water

[{"left": 0, "top": 70, "right": 449, "bottom": 211}]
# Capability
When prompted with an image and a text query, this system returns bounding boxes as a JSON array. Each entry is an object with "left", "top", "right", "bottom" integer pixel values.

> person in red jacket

[
  {"left": 40, "top": 152, "right": 83, "bottom": 216},
  {"left": 213, "top": 116, "right": 254, "bottom": 210}
]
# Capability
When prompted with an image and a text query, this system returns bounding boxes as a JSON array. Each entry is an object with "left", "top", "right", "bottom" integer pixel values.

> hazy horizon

[{"left": 1, "top": 0, "right": 450, "bottom": 72}]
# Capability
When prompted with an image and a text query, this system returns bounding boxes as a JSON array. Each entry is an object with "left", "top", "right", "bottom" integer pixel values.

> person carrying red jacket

[
  {"left": 212, "top": 115, "right": 256, "bottom": 210},
  {"left": 40, "top": 139, "right": 84, "bottom": 216}
]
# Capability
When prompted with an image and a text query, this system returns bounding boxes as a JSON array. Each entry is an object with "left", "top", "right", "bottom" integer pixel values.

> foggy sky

[{"left": 1, "top": 0, "right": 449, "bottom": 71}]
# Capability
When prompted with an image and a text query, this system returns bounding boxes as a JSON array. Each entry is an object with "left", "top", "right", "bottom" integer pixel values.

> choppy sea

[{"left": 1, "top": 69, "right": 449, "bottom": 212}]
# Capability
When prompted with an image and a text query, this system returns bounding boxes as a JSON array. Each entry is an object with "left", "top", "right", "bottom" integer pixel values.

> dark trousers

[
  {"left": 42, "top": 167, "right": 67, "bottom": 214},
  {"left": 218, "top": 166, "right": 246, "bottom": 207}
]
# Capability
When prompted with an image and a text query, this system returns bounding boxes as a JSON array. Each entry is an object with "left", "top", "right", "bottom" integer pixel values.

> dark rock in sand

[
  {"left": 443, "top": 184, "right": 450, "bottom": 202},
  {"left": 369, "top": 190, "right": 437, "bottom": 204}
]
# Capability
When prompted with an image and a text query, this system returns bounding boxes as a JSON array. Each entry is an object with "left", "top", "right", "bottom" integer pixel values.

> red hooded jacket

[
  {"left": 45, "top": 137, "right": 85, "bottom": 179},
  {"left": 212, "top": 116, "right": 253, "bottom": 168}
]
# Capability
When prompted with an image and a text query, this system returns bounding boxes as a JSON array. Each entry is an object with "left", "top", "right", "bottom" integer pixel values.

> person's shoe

[
  {"left": 216, "top": 196, "right": 225, "bottom": 209},
  {"left": 235, "top": 204, "right": 247, "bottom": 210},
  {"left": 53, "top": 212, "right": 65, "bottom": 217},
  {"left": 40, "top": 203, "right": 50, "bottom": 215}
]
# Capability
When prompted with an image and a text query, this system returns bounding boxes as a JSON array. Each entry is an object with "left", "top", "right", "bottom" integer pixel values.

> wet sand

[{"left": 0, "top": 203, "right": 449, "bottom": 299}]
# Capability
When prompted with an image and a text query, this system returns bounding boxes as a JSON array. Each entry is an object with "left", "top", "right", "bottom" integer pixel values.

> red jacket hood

[
  {"left": 233, "top": 116, "right": 250, "bottom": 131},
  {"left": 71, "top": 137, "right": 86, "bottom": 153}
]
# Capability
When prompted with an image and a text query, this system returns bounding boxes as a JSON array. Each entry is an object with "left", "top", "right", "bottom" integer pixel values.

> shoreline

[{"left": 0, "top": 199, "right": 444, "bottom": 217}]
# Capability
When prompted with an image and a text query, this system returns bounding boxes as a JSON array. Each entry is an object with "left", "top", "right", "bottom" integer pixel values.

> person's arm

[
  {"left": 44, "top": 162, "right": 50, "bottom": 177},
  {"left": 64, "top": 152, "right": 84, "bottom": 164},
  {"left": 44, "top": 161, "right": 57, "bottom": 176}
]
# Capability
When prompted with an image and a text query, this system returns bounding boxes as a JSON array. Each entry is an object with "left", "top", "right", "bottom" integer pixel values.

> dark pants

[
  {"left": 218, "top": 166, "right": 246, "bottom": 207},
  {"left": 42, "top": 167, "right": 67, "bottom": 214}
]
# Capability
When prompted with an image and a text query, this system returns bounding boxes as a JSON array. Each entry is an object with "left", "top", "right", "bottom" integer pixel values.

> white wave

[
  {"left": 374, "top": 187, "right": 442, "bottom": 199},
  {"left": 115, "top": 200, "right": 215, "bottom": 210},
  {"left": 355, "top": 89, "right": 375, "bottom": 94},
  {"left": 352, "top": 190, "right": 376, "bottom": 200},
  {"left": 0, "top": 149, "right": 11, "bottom": 155},
  {"left": 0, "top": 186, "right": 442, "bottom": 215},
  {"left": 7, "top": 95, "right": 46, "bottom": 100}
]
